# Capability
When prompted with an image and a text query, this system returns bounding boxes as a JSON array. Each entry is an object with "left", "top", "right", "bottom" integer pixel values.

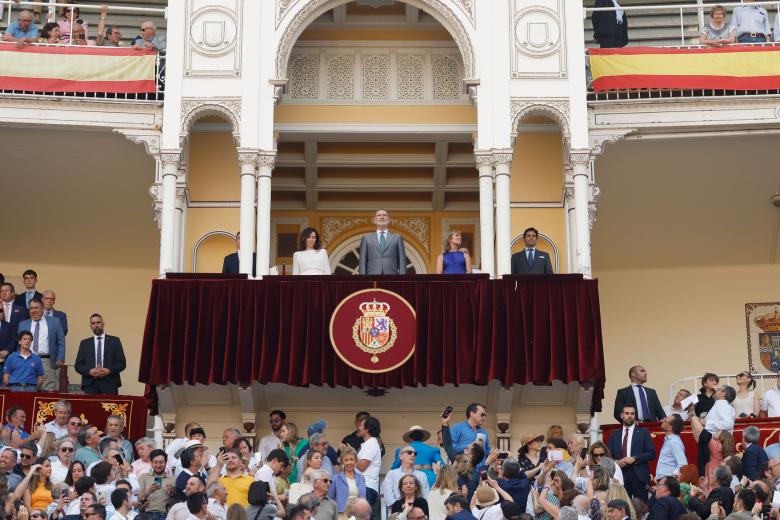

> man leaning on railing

[
  {"left": 132, "top": 20, "right": 165, "bottom": 52},
  {"left": 2, "top": 9, "right": 39, "bottom": 48}
]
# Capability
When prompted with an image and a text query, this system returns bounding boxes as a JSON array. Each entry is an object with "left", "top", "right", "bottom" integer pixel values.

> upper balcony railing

[
  {"left": 584, "top": 1, "right": 780, "bottom": 100},
  {"left": 0, "top": 0, "right": 166, "bottom": 101}
]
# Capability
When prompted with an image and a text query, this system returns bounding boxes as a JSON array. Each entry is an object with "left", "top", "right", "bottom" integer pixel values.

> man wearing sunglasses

[
  {"left": 309, "top": 474, "right": 339, "bottom": 520},
  {"left": 450, "top": 403, "right": 491, "bottom": 460},
  {"left": 131, "top": 21, "right": 165, "bottom": 52},
  {"left": 258, "top": 410, "right": 286, "bottom": 463},
  {"left": 382, "top": 446, "right": 430, "bottom": 510}
]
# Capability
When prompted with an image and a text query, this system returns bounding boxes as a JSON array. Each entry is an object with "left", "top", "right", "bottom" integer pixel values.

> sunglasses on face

[
  {"left": 70, "top": 422, "right": 82, "bottom": 426},
  {"left": 321, "top": 479, "right": 331, "bottom": 483},
  {"left": 592, "top": 452, "right": 605, "bottom": 457},
  {"left": 403, "top": 451, "right": 417, "bottom": 456},
  {"left": 61, "top": 447, "right": 74, "bottom": 452},
  {"left": 20, "top": 454, "right": 32, "bottom": 459}
]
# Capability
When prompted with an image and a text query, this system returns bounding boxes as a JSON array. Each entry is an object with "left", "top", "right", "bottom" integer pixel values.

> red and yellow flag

[
  {"left": 0, "top": 43, "right": 157, "bottom": 93},
  {"left": 590, "top": 45, "right": 780, "bottom": 91}
]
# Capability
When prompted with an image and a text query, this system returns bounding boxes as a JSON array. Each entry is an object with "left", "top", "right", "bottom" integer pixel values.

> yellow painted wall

[
  {"left": 2, "top": 262, "right": 156, "bottom": 397},
  {"left": 510, "top": 133, "right": 564, "bottom": 203},
  {"left": 275, "top": 105, "right": 476, "bottom": 125},
  {"left": 509, "top": 208, "right": 568, "bottom": 273},
  {"left": 188, "top": 133, "right": 241, "bottom": 201},
  {"left": 597, "top": 263, "right": 780, "bottom": 425}
]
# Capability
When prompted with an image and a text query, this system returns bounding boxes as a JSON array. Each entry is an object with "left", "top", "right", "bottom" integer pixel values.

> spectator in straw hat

[
  {"left": 469, "top": 485, "right": 503, "bottom": 520},
  {"left": 390, "top": 426, "right": 443, "bottom": 488}
]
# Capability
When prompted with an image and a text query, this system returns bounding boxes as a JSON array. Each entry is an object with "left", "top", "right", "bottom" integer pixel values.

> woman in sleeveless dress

[
  {"left": 436, "top": 230, "right": 472, "bottom": 274},
  {"left": 733, "top": 371, "right": 760, "bottom": 418},
  {"left": 292, "top": 227, "right": 331, "bottom": 275}
]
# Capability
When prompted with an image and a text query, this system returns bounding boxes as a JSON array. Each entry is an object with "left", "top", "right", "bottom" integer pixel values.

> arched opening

[
  {"left": 268, "top": 0, "right": 479, "bottom": 271},
  {"left": 192, "top": 231, "right": 236, "bottom": 273}
]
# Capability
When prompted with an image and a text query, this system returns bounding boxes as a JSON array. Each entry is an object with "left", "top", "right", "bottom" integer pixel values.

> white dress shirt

[
  {"left": 612, "top": 0, "right": 625, "bottom": 23},
  {"left": 2, "top": 302, "right": 11, "bottom": 322},
  {"left": 762, "top": 388, "right": 780, "bottom": 417},
  {"left": 705, "top": 399, "right": 736, "bottom": 433},
  {"left": 31, "top": 318, "right": 49, "bottom": 355},
  {"left": 44, "top": 420, "right": 69, "bottom": 439}
]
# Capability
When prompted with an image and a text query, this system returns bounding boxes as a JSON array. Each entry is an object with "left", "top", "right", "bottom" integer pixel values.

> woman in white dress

[
  {"left": 293, "top": 227, "right": 331, "bottom": 275},
  {"left": 733, "top": 370, "right": 760, "bottom": 418}
]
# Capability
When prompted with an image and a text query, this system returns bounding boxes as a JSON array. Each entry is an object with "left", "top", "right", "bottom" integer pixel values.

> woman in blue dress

[{"left": 436, "top": 230, "right": 472, "bottom": 274}]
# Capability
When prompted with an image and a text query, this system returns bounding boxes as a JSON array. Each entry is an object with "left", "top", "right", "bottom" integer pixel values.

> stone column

[
  {"left": 475, "top": 153, "right": 495, "bottom": 278},
  {"left": 173, "top": 185, "right": 187, "bottom": 273},
  {"left": 159, "top": 151, "right": 181, "bottom": 275},
  {"left": 237, "top": 150, "right": 259, "bottom": 275},
  {"left": 570, "top": 151, "right": 592, "bottom": 278},
  {"left": 255, "top": 153, "right": 276, "bottom": 277},
  {"left": 563, "top": 172, "right": 577, "bottom": 274},
  {"left": 493, "top": 152, "right": 514, "bottom": 277}
]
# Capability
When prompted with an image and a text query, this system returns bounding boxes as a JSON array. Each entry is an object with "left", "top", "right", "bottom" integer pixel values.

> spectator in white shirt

[
  {"left": 761, "top": 370, "right": 780, "bottom": 418},
  {"left": 701, "top": 385, "right": 737, "bottom": 434},
  {"left": 206, "top": 481, "right": 227, "bottom": 520},
  {"left": 45, "top": 400, "right": 72, "bottom": 440},
  {"left": 255, "top": 448, "right": 289, "bottom": 495},
  {"left": 663, "top": 389, "right": 692, "bottom": 421},
  {"left": 51, "top": 438, "right": 76, "bottom": 484},
  {"left": 356, "top": 416, "right": 383, "bottom": 511}
]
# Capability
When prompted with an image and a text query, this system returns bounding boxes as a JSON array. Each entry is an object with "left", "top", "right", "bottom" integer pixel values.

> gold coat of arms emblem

[{"left": 351, "top": 299, "right": 398, "bottom": 363}]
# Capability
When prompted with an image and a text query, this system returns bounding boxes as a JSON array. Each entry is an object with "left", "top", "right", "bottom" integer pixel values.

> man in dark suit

[
  {"left": 222, "top": 231, "right": 256, "bottom": 276},
  {"left": 592, "top": 0, "right": 629, "bottom": 48},
  {"left": 18, "top": 299, "right": 66, "bottom": 392},
  {"left": 1, "top": 283, "right": 28, "bottom": 337},
  {"left": 511, "top": 227, "right": 553, "bottom": 275},
  {"left": 613, "top": 365, "right": 666, "bottom": 423},
  {"left": 607, "top": 404, "right": 656, "bottom": 502},
  {"left": 647, "top": 476, "right": 687, "bottom": 520},
  {"left": 0, "top": 313, "right": 14, "bottom": 367},
  {"left": 41, "top": 290, "right": 68, "bottom": 336},
  {"left": 13, "top": 269, "right": 43, "bottom": 309},
  {"left": 74, "top": 313, "right": 126, "bottom": 395},
  {"left": 358, "top": 209, "right": 406, "bottom": 275},
  {"left": 742, "top": 426, "right": 769, "bottom": 481}
]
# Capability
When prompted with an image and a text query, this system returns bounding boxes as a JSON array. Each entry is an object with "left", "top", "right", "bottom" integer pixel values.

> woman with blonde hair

[
  {"left": 436, "top": 230, "right": 471, "bottom": 274},
  {"left": 329, "top": 446, "right": 366, "bottom": 518},
  {"left": 428, "top": 464, "right": 458, "bottom": 520},
  {"left": 281, "top": 423, "right": 308, "bottom": 484}
]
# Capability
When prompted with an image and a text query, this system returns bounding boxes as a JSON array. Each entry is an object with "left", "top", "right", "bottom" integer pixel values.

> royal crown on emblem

[
  {"left": 359, "top": 300, "right": 391, "bottom": 317},
  {"left": 756, "top": 308, "right": 780, "bottom": 333}
]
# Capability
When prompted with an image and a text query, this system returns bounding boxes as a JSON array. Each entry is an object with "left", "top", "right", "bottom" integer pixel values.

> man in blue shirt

[
  {"left": 3, "top": 331, "right": 44, "bottom": 391},
  {"left": 655, "top": 414, "right": 687, "bottom": 480},
  {"left": 2, "top": 10, "right": 39, "bottom": 46},
  {"left": 450, "top": 403, "right": 491, "bottom": 457}
]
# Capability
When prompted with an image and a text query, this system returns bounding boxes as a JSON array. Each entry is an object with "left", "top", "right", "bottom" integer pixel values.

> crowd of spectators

[{"left": 0, "top": 1, "right": 164, "bottom": 51}]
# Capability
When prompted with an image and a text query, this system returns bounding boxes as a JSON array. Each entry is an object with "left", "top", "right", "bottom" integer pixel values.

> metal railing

[
  {"left": 584, "top": 1, "right": 780, "bottom": 47},
  {"left": 668, "top": 372, "right": 778, "bottom": 408},
  {"left": 0, "top": 0, "right": 166, "bottom": 101}
]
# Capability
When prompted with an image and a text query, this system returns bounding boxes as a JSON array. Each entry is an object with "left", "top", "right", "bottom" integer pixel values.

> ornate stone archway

[{"left": 273, "top": 0, "right": 478, "bottom": 85}]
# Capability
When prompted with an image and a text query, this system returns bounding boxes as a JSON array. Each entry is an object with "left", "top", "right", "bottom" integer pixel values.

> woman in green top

[{"left": 282, "top": 422, "right": 308, "bottom": 484}]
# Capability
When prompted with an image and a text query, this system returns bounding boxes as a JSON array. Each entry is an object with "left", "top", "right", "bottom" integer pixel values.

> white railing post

[
  {"left": 679, "top": 7, "right": 685, "bottom": 46},
  {"left": 152, "top": 415, "right": 164, "bottom": 449}
]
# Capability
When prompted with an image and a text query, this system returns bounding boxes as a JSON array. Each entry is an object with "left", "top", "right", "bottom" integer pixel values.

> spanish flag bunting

[
  {"left": 0, "top": 43, "right": 157, "bottom": 93},
  {"left": 590, "top": 45, "right": 780, "bottom": 91}
]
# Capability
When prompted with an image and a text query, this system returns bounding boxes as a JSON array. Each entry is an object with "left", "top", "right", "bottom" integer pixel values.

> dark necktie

[
  {"left": 32, "top": 321, "right": 39, "bottom": 352},
  {"left": 379, "top": 231, "right": 386, "bottom": 251},
  {"left": 96, "top": 337, "right": 103, "bottom": 367},
  {"left": 638, "top": 385, "right": 651, "bottom": 420},
  {"left": 527, "top": 249, "right": 534, "bottom": 263},
  {"left": 622, "top": 427, "right": 629, "bottom": 458}
]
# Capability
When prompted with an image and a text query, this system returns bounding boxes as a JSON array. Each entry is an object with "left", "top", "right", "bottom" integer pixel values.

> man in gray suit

[
  {"left": 510, "top": 227, "right": 554, "bottom": 275},
  {"left": 18, "top": 299, "right": 65, "bottom": 391},
  {"left": 359, "top": 209, "right": 406, "bottom": 275}
]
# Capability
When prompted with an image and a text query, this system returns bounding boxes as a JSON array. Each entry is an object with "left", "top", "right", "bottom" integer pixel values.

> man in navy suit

[
  {"left": 18, "top": 299, "right": 66, "bottom": 391},
  {"left": 13, "top": 270, "right": 43, "bottom": 309},
  {"left": 742, "top": 426, "right": 768, "bottom": 481},
  {"left": 607, "top": 404, "right": 656, "bottom": 502},
  {"left": 613, "top": 365, "right": 666, "bottom": 423},
  {"left": 0, "top": 310, "right": 14, "bottom": 358},
  {"left": 1, "top": 283, "right": 28, "bottom": 338},
  {"left": 222, "top": 231, "right": 256, "bottom": 277},
  {"left": 74, "top": 313, "right": 126, "bottom": 395},
  {"left": 511, "top": 227, "right": 554, "bottom": 274},
  {"left": 647, "top": 476, "right": 687, "bottom": 520},
  {"left": 41, "top": 290, "right": 68, "bottom": 336},
  {"left": 592, "top": 0, "right": 629, "bottom": 48}
]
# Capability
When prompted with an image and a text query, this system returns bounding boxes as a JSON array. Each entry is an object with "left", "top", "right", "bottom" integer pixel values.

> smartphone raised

[
  {"left": 114, "top": 454, "right": 123, "bottom": 465},
  {"left": 154, "top": 476, "right": 163, "bottom": 486},
  {"left": 497, "top": 452, "right": 509, "bottom": 460},
  {"left": 580, "top": 448, "right": 588, "bottom": 459},
  {"left": 480, "top": 470, "right": 488, "bottom": 481},
  {"left": 441, "top": 405, "right": 454, "bottom": 419}
]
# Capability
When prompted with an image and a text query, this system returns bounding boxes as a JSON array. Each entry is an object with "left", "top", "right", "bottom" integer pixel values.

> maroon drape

[{"left": 140, "top": 274, "right": 605, "bottom": 412}]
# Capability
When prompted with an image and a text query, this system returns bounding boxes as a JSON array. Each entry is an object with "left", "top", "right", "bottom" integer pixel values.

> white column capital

[
  {"left": 237, "top": 149, "right": 260, "bottom": 169},
  {"left": 474, "top": 151, "right": 495, "bottom": 170},
  {"left": 257, "top": 152, "right": 277, "bottom": 170},
  {"left": 490, "top": 149, "right": 514, "bottom": 170},
  {"left": 569, "top": 150, "right": 591, "bottom": 172},
  {"left": 160, "top": 150, "right": 182, "bottom": 171}
]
